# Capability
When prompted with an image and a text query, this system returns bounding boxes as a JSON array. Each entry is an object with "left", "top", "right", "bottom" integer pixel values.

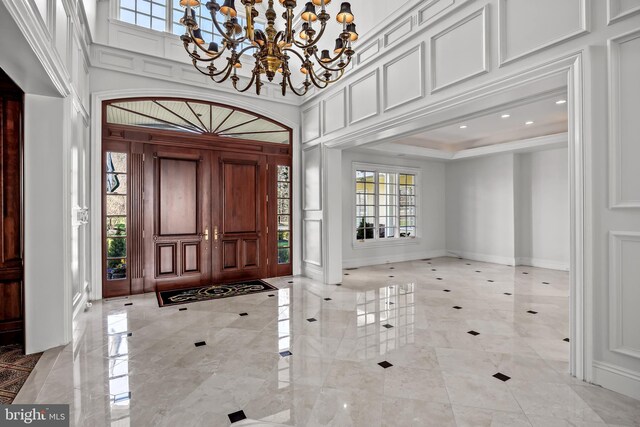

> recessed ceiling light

[
  {"left": 459, "top": 125, "right": 468, "bottom": 129},
  {"left": 525, "top": 121, "right": 534, "bottom": 125},
  {"left": 501, "top": 114, "right": 511, "bottom": 118},
  {"left": 556, "top": 99, "right": 567, "bottom": 105}
]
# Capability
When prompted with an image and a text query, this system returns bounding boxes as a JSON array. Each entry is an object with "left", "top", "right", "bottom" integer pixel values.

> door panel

[
  {"left": 144, "top": 146, "right": 211, "bottom": 292},
  {"left": 159, "top": 158, "right": 198, "bottom": 235},
  {"left": 212, "top": 153, "right": 267, "bottom": 282}
]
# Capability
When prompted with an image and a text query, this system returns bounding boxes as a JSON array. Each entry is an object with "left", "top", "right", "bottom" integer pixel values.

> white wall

[
  {"left": 24, "top": 94, "right": 68, "bottom": 354},
  {"left": 445, "top": 153, "right": 516, "bottom": 265},
  {"left": 515, "top": 148, "right": 569, "bottom": 270},
  {"left": 341, "top": 150, "right": 446, "bottom": 268}
]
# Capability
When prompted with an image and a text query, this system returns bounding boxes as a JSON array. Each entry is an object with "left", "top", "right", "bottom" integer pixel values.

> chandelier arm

[
  {"left": 291, "top": 20, "right": 328, "bottom": 50},
  {"left": 210, "top": 61, "right": 235, "bottom": 83},
  {"left": 307, "top": 68, "right": 331, "bottom": 89},
  {"left": 312, "top": 52, "right": 352, "bottom": 72},
  {"left": 312, "top": 46, "right": 351, "bottom": 70},
  {"left": 232, "top": 72, "right": 258, "bottom": 93},
  {"left": 210, "top": 12, "right": 242, "bottom": 46},
  {"left": 283, "top": 47, "right": 307, "bottom": 63},
  {"left": 285, "top": 73, "right": 310, "bottom": 97},
  {"left": 185, "top": 26, "right": 232, "bottom": 61}
]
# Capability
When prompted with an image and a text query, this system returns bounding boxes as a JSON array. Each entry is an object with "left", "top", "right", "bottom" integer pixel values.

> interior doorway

[
  {"left": 0, "top": 69, "right": 24, "bottom": 346},
  {"left": 101, "top": 98, "right": 292, "bottom": 298}
]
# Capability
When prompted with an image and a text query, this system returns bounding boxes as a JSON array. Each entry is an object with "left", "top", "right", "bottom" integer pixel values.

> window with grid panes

[
  {"left": 277, "top": 165, "right": 291, "bottom": 264},
  {"left": 119, "top": 0, "right": 266, "bottom": 49},
  {"left": 355, "top": 167, "right": 417, "bottom": 242}
]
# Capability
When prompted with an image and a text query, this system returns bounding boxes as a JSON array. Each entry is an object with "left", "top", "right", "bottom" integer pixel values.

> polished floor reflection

[{"left": 15, "top": 258, "right": 640, "bottom": 426}]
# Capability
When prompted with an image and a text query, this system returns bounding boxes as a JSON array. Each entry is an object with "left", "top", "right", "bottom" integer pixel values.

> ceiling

[{"left": 393, "top": 94, "right": 568, "bottom": 152}]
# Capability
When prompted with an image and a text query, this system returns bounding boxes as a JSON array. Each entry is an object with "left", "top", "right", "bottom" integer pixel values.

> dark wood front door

[
  {"left": 143, "top": 146, "right": 211, "bottom": 292},
  {"left": 0, "top": 69, "right": 24, "bottom": 345},
  {"left": 211, "top": 152, "right": 267, "bottom": 283}
]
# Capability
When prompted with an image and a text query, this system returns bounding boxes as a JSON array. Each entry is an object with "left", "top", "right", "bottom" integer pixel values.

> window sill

[{"left": 352, "top": 237, "right": 421, "bottom": 249}]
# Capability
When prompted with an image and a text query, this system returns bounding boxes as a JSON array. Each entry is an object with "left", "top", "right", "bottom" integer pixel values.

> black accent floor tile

[
  {"left": 542, "top": 282, "right": 550, "bottom": 285},
  {"left": 324, "top": 298, "right": 332, "bottom": 301},
  {"left": 126, "top": 332, "right": 132, "bottom": 337},
  {"left": 522, "top": 272, "right": 529, "bottom": 275},
  {"left": 346, "top": 268, "right": 358, "bottom": 271},
  {"left": 179, "top": 307, "right": 188, "bottom": 311},
  {"left": 493, "top": 372, "right": 511, "bottom": 382},
  {"left": 467, "top": 330, "right": 480, "bottom": 336},
  {"left": 443, "top": 289, "right": 451, "bottom": 292},
  {"left": 475, "top": 270, "right": 482, "bottom": 273},
  {"left": 436, "top": 278, "right": 443, "bottom": 280},
  {"left": 307, "top": 318, "right": 317, "bottom": 322},
  {"left": 378, "top": 361, "right": 393, "bottom": 369},
  {"left": 336, "top": 283, "right": 342, "bottom": 286},
  {"left": 431, "top": 269, "right": 437, "bottom": 272},
  {"left": 388, "top": 302, "right": 395, "bottom": 305},
  {"left": 239, "top": 312, "right": 249, "bottom": 316},
  {"left": 466, "top": 263, "right": 471, "bottom": 265},
  {"left": 389, "top": 275, "right": 394, "bottom": 278},
  {"left": 504, "top": 293, "right": 512, "bottom": 295},
  {"left": 344, "top": 273, "right": 350, "bottom": 276},
  {"left": 288, "top": 281, "right": 294, "bottom": 284},
  {"left": 564, "top": 338, "right": 570, "bottom": 342},
  {"left": 382, "top": 324, "right": 393, "bottom": 329},
  {"left": 268, "top": 294, "right": 275, "bottom": 297},
  {"left": 389, "top": 267, "right": 395, "bottom": 270},
  {"left": 194, "top": 341, "right": 206, "bottom": 347},
  {"left": 453, "top": 306, "right": 462, "bottom": 310},
  {"left": 280, "top": 350, "right": 292, "bottom": 357},
  {"left": 487, "top": 280, "right": 494, "bottom": 283},
  {"left": 228, "top": 410, "right": 247, "bottom": 424},
  {"left": 124, "top": 303, "right": 133, "bottom": 306},
  {"left": 527, "top": 310, "right": 538, "bottom": 314}
]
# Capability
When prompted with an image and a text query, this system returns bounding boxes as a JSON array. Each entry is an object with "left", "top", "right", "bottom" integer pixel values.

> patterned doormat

[
  {"left": 0, "top": 345, "right": 42, "bottom": 404},
  {"left": 157, "top": 280, "right": 278, "bottom": 307}
]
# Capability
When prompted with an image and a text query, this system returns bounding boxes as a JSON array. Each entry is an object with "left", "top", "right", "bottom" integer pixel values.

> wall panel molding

[
  {"left": 608, "top": 29, "right": 640, "bottom": 209},
  {"left": 302, "top": 144, "right": 322, "bottom": 211},
  {"left": 301, "top": 103, "right": 321, "bottom": 143},
  {"left": 384, "top": 16, "right": 414, "bottom": 48},
  {"left": 430, "top": 5, "right": 489, "bottom": 93},
  {"left": 607, "top": 0, "right": 640, "bottom": 25},
  {"left": 609, "top": 232, "right": 640, "bottom": 360},
  {"left": 356, "top": 39, "right": 380, "bottom": 66},
  {"left": 383, "top": 43, "right": 425, "bottom": 112},
  {"left": 498, "top": 0, "right": 588, "bottom": 66},
  {"left": 323, "top": 89, "right": 347, "bottom": 135},
  {"left": 419, "top": 0, "right": 456, "bottom": 27},
  {"left": 348, "top": 69, "right": 380, "bottom": 125},
  {"left": 303, "top": 219, "right": 322, "bottom": 266}
]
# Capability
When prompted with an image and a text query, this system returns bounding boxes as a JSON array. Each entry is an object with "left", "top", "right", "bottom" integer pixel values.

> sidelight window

[
  {"left": 354, "top": 164, "right": 418, "bottom": 243},
  {"left": 277, "top": 165, "right": 291, "bottom": 264},
  {"left": 106, "top": 152, "right": 128, "bottom": 280}
]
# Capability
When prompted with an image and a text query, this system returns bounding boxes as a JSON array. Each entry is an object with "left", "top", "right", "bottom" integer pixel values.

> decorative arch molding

[{"left": 90, "top": 88, "right": 301, "bottom": 301}]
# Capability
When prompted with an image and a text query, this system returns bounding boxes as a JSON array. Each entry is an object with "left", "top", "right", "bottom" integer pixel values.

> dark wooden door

[
  {"left": 211, "top": 152, "right": 267, "bottom": 283},
  {"left": 0, "top": 69, "right": 24, "bottom": 345},
  {"left": 143, "top": 146, "right": 211, "bottom": 292}
]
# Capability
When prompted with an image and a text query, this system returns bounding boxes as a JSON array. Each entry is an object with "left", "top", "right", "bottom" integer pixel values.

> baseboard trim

[
  {"left": 302, "top": 263, "right": 324, "bottom": 282},
  {"left": 446, "top": 250, "right": 516, "bottom": 266},
  {"left": 592, "top": 361, "right": 640, "bottom": 401},
  {"left": 516, "top": 257, "right": 569, "bottom": 271},
  {"left": 342, "top": 249, "right": 448, "bottom": 269}
]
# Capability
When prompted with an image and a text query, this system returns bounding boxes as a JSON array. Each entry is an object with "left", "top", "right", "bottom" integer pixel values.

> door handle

[
  {"left": 214, "top": 226, "right": 219, "bottom": 241},
  {"left": 204, "top": 228, "right": 209, "bottom": 241}
]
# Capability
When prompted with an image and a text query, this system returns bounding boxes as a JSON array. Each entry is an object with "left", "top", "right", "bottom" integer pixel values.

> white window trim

[{"left": 351, "top": 162, "right": 421, "bottom": 249}]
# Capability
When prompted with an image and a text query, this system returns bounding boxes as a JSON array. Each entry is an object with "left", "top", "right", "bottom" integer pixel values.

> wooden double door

[{"left": 142, "top": 146, "right": 268, "bottom": 293}]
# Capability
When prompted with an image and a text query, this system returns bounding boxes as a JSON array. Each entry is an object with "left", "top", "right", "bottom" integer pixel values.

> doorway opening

[{"left": 101, "top": 98, "right": 293, "bottom": 298}]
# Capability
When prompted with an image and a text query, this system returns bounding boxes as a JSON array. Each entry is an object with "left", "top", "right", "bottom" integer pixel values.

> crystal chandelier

[{"left": 180, "top": 0, "right": 358, "bottom": 96}]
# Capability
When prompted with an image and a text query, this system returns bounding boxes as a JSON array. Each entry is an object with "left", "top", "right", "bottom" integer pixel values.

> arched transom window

[{"left": 106, "top": 98, "right": 290, "bottom": 144}]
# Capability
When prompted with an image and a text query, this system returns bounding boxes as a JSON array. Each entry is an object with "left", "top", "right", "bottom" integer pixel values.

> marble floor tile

[{"left": 13, "top": 257, "right": 639, "bottom": 426}]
